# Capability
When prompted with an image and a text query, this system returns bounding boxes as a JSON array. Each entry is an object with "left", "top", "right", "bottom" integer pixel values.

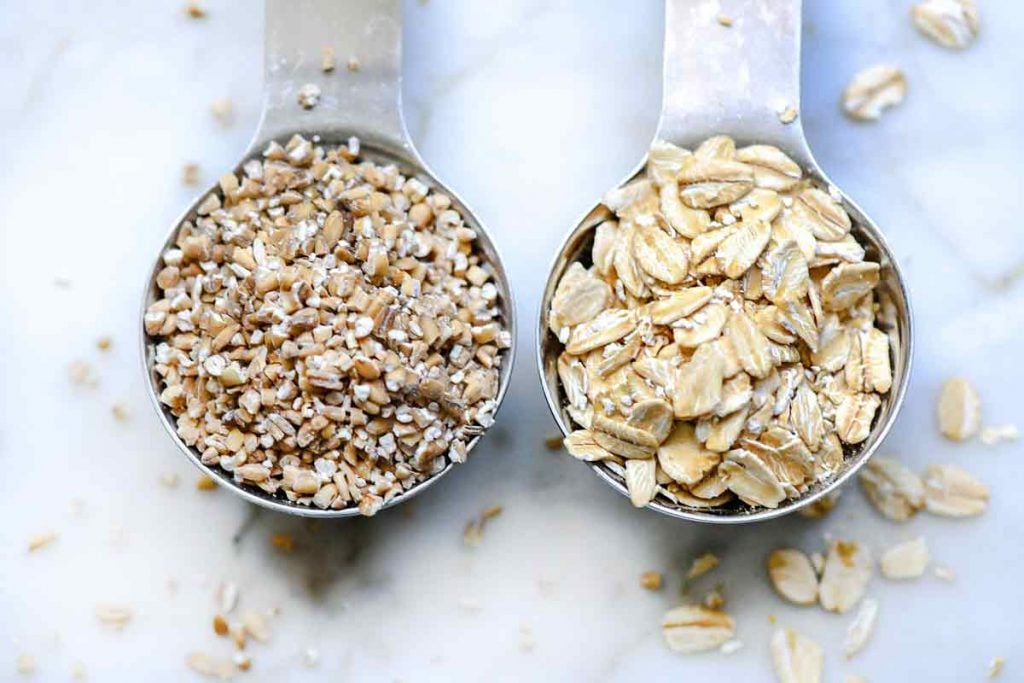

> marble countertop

[{"left": 2, "top": 0, "right": 1022, "bottom": 680}]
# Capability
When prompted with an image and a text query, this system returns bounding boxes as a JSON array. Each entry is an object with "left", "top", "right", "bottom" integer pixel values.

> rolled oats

[
  {"left": 660, "top": 605, "right": 735, "bottom": 654},
  {"left": 922, "top": 464, "right": 989, "bottom": 517},
  {"left": 768, "top": 548, "right": 819, "bottom": 605},
  {"left": 549, "top": 137, "right": 893, "bottom": 513},
  {"left": 912, "top": 0, "right": 979, "bottom": 49},
  {"left": 770, "top": 627, "right": 823, "bottom": 683},
  {"left": 842, "top": 597, "right": 878, "bottom": 659},
  {"left": 841, "top": 65, "right": 907, "bottom": 121},
  {"left": 146, "top": 136, "right": 508, "bottom": 515},
  {"left": 880, "top": 536, "right": 929, "bottom": 579},
  {"left": 686, "top": 552, "right": 720, "bottom": 580},
  {"left": 819, "top": 540, "right": 872, "bottom": 614},
  {"left": 858, "top": 457, "right": 925, "bottom": 522},
  {"left": 937, "top": 377, "right": 981, "bottom": 441}
]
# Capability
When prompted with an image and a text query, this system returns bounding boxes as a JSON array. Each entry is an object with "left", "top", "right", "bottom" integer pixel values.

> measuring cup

[
  {"left": 538, "top": 0, "right": 913, "bottom": 523},
  {"left": 141, "top": 0, "right": 516, "bottom": 517}
]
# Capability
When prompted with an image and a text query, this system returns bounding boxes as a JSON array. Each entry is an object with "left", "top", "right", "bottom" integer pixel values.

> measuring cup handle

[
  {"left": 252, "top": 0, "right": 412, "bottom": 154},
  {"left": 656, "top": 0, "right": 813, "bottom": 160}
]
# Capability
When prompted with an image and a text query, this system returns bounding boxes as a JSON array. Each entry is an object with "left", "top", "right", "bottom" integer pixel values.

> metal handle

[
  {"left": 656, "top": 0, "right": 811, "bottom": 159},
  {"left": 253, "top": 0, "right": 411, "bottom": 153}
]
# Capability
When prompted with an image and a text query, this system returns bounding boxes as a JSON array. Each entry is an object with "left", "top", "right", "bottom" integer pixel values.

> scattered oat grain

[
  {"left": 842, "top": 597, "right": 878, "bottom": 659},
  {"left": 185, "top": 2, "right": 206, "bottom": 19},
  {"left": 544, "top": 434, "right": 564, "bottom": 450},
  {"left": 778, "top": 105, "right": 799, "bottom": 124},
  {"left": 347, "top": 56, "right": 361, "bottom": 72},
  {"left": 210, "top": 97, "right": 233, "bottom": 126},
  {"left": 297, "top": 83, "right": 321, "bottom": 110},
  {"left": 213, "top": 614, "right": 229, "bottom": 636},
  {"left": 320, "top": 46, "right": 336, "bottom": 72},
  {"left": 69, "top": 360, "right": 97, "bottom": 387},
  {"left": 770, "top": 627, "right": 823, "bottom": 683},
  {"left": 183, "top": 163, "right": 200, "bottom": 186},
  {"left": 95, "top": 604, "right": 133, "bottom": 629},
  {"left": 841, "top": 65, "right": 906, "bottom": 121},
  {"left": 111, "top": 403, "right": 129, "bottom": 422},
  {"left": 981, "top": 424, "right": 1018, "bottom": 446},
  {"left": 97, "top": 336, "right": 113, "bottom": 351},
  {"left": 160, "top": 473, "right": 180, "bottom": 488},
  {"left": 661, "top": 605, "right": 735, "bottom": 653},
  {"left": 988, "top": 656, "right": 1006, "bottom": 679},
  {"left": 196, "top": 475, "right": 218, "bottom": 491},
  {"left": 922, "top": 463, "right": 989, "bottom": 517},
  {"left": 640, "top": 570, "right": 663, "bottom": 591},
  {"left": 937, "top": 376, "right": 981, "bottom": 441},
  {"left": 16, "top": 654, "right": 35, "bottom": 675},
  {"left": 717, "top": 14, "right": 734, "bottom": 27},
  {"left": 27, "top": 531, "right": 57, "bottom": 552},
  {"left": 686, "top": 552, "right": 720, "bottom": 581},
  {"left": 270, "top": 532, "right": 295, "bottom": 553},
  {"left": 912, "top": 0, "right": 979, "bottom": 49}
]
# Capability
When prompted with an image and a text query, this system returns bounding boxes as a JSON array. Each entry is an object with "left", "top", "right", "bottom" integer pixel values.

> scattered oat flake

[
  {"left": 95, "top": 604, "right": 133, "bottom": 629},
  {"left": 819, "top": 540, "right": 872, "bottom": 614},
  {"left": 271, "top": 532, "right": 296, "bottom": 553},
  {"left": 880, "top": 537, "right": 929, "bottom": 579},
  {"left": 97, "top": 336, "right": 113, "bottom": 351},
  {"left": 242, "top": 611, "right": 270, "bottom": 642},
  {"left": 843, "top": 597, "right": 878, "bottom": 659},
  {"left": 186, "top": 652, "right": 236, "bottom": 679},
  {"left": 703, "top": 587, "right": 725, "bottom": 610},
  {"left": 720, "top": 639, "right": 743, "bottom": 654},
  {"left": 934, "top": 564, "right": 955, "bottom": 581},
  {"left": 717, "top": 14, "right": 734, "bottom": 26},
  {"left": 196, "top": 475, "right": 218, "bottom": 491},
  {"left": 771, "top": 627, "right": 823, "bottom": 683},
  {"left": 661, "top": 605, "right": 735, "bottom": 653},
  {"left": 686, "top": 552, "right": 720, "bottom": 580},
  {"left": 217, "top": 581, "right": 239, "bottom": 613},
  {"left": 988, "top": 656, "right": 1006, "bottom": 679},
  {"left": 233, "top": 653, "right": 251, "bottom": 672},
  {"left": 937, "top": 376, "right": 981, "bottom": 441},
  {"left": 768, "top": 548, "right": 819, "bottom": 606},
  {"left": 320, "top": 46, "right": 336, "bottom": 72},
  {"left": 210, "top": 97, "right": 233, "bottom": 126},
  {"left": 185, "top": 2, "right": 206, "bottom": 19},
  {"left": 922, "top": 463, "right": 989, "bottom": 517},
  {"left": 16, "top": 654, "right": 35, "bottom": 675},
  {"left": 183, "top": 163, "right": 200, "bottom": 186},
  {"left": 981, "top": 424, "right": 1018, "bottom": 446},
  {"left": 841, "top": 65, "right": 906, "bottom": 121},
  {"left": 347, "top": 56, "right": 361, "bottom": 72},
  {"left": 213, "top": 614, "right": 229, "bottom": 636},
  {"left": 640, "top": 570, "right": 663, "bottom": 591},
  {"left": 28, "top": 531, "right": 57, "bottom": 552},
  {"left": 912, "top": 0, "right": 979, "bottom": 50},
  {"left": 69, "top": 360, "right": 97, "bottom": 387},
  {"left": 160, "top": 472, "right": 180, "bottom": 488},
  {"left": 111, "top": 403, "right": 129, "bottom": 421},
  {"left": 778, "top": 105, "right": 798, "bottom": 124}
]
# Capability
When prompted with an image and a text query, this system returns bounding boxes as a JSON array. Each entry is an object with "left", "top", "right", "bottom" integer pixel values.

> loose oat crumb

[
  {"left": 210, "top": 97, "right": 233, "bottom": 126},
  {"left": 720, "top": 639, "right": 743, "bottom": 654},
  {"left": 320, "top": 47, "right": 336, "bottom": 72},
  {"left": 234, "top": 653, "right": 251, "bottom": 672},
  {"left": 16, "top": 654, "right": 35, "bottom": 675},
  {"left": 183, "top": 163, "right": 201, "bottom": 186},
  {"left": 28, "top": 531, "right": 57, "bottom": 552},
  {"left": 464, "top": 505, "right": 503, "bottom": 547},
  {"left": 778, "top": 104, "right": 798, "bottom": 124},
  {"left": 933, "top": 564, "right": 955, "bottom": 581},
  {"left": 196, "top": 475, "right": 218, "bottom": 491},
  {"left": 686, "top": 552, "right": 720, "bottom": 580},
  {"left": 186, "top": 652, "right": 235, "bottom": 679},
  {"left": 217, "top": 581, "right": 239, "bottom": 614},
  {"left": 347, "top": 56, "right": 361, "bottom": 72},
  {"left": 160, "top": 473, "right": 180, "bottom": 488},
  {"left": 111, "top": 403, "right": 129, "bottom": 422},
  {"left": 69, "top": 360, "right": 98, "bottom": 387},
  {"left": 97, "top": 336, "right": 113, "bottom": 351},
  {"left": 981, "top": 424, "right": 1019, "bottom": 446},
  {"left": 717, "top": 14, "right": 734, "bottom": 27},
  {"left": 185, "top": 2, "right": 207, "bottom": 19},
  {"left": 703, "top": 587, "right": 726, "bottom": 610},
  {"left": 544, "top": 434, "right": 564, "bottom": 450},
  {"left": 519, "top": 624, "right": 535, "bottom": 653},
  {"left": 241, "top": 611, "right": 270, "bottom": 642},
  {"left": 213, "top": 614, "right": 229, "bottom": 636},
  {"left": 270, "top": 532, "right": 296, "bottom": 553},
  {"left": 95, "top": 604, "right": 133, "bottom": 629},
  {"left": 640, "top": 570, "right": 663, "bottom": 590},
  {"left": 297, "top": 83, "right": 321, "bottom": 110},
  {"left": 988, "top": 656, "right": 1006, "bottom": 679}
]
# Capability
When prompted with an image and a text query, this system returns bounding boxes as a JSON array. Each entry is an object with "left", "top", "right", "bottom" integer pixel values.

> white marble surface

[{"left": 2, "top": 1, "right": 1023, "bottom": 681}]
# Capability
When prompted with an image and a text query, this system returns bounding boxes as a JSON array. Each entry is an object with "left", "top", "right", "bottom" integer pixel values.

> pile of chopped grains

[
  {"left": 552, "top": 135, "right": 895, "bottom": 512},
  {"left": 145, "top": 134, "right": 510, "bottom": 516}
]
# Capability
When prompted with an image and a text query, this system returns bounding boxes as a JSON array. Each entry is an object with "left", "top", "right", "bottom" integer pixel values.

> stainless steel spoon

[
  {"left": 141, "top": 0, "right": 516, "bottom": 517},
  {"left": 538, "top": 0, "right": 913, "bottom": 523}
]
